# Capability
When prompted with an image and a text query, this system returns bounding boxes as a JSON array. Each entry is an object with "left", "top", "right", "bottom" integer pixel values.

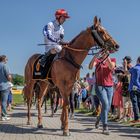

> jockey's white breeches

[{"left": 45, "top": 44, "right": 62, "bottom": 53}]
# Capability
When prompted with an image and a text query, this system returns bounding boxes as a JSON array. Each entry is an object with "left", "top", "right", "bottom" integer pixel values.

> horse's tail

[{"left": 33, "top": 81, "right": 40, "bottom": 104}]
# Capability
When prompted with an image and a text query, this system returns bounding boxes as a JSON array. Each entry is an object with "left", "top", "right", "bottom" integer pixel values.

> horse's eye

[
  {"left": 101, "top": 27, "right": 106, "bottom": 30},
  {"left": 98, "top": 28, "right": 104, "bottom": 33}
]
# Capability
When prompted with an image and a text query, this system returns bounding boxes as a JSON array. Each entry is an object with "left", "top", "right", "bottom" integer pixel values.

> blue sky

[{"left": 0, "top": 0, "right": 140, "bottom": 77}]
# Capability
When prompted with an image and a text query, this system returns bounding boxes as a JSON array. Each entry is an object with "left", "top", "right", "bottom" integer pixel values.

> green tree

[{"left": 12, "top": 74, "right": 24, "bottom": 86}]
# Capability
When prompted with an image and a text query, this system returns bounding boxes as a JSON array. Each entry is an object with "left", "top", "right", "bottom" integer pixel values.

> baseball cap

[{"left": 123, "top": 56, "right": 132, "bottom": 63}]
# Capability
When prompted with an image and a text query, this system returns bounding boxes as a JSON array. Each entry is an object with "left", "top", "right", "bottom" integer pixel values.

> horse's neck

[{"left": 67, "top": 30, "right": 94, "bottom": 65}]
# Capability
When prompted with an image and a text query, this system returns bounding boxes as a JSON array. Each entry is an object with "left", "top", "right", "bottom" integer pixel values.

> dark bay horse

[
  {"left": 24, "top": 16, "right": 119, "bottom": 136},
  {"left": 41, "top": 86, "right": 60, "bottom": 116}
]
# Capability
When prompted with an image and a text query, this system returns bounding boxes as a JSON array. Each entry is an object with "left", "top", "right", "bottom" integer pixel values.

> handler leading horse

[{"left": 24, "top": 16, "right": 119, "bottom": 136}]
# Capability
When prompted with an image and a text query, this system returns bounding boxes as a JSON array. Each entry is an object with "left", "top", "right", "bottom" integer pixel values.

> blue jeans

[
  {"left": 93, "top": 95, "right": 100, "bottom": 109},
  {"left": 130, "top": 91, "right": 140, "bottom": 120},
  {"left": 77, "top": 95, "right": 82, "bottom": 109},
  {"left": 95, "top": 85, "right": 113, "bottom": 126},
  {"left": 0, "top": 89, "right": 10, "bottom": 117}
]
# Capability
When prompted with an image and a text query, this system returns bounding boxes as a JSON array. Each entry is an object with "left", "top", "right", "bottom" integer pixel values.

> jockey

[{"left": 40, "top": 9, "right": 70, "bottom": 67}]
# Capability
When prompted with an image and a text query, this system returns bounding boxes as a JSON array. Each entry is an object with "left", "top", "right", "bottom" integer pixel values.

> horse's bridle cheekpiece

[
  {"left": 91, "top": 25, "right": 118, "bottom": 54},
  {"left": 91, "top": 26, "right": 105, "bottom": 47}
]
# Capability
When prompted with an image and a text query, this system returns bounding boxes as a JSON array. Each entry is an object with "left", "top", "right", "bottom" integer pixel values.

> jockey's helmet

[{"left": 55, "top": 9, "right": 70, "bottom": 19}]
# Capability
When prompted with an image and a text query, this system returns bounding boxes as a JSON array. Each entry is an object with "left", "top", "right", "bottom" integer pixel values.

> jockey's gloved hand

[{"left": 59, "top": 41, "right": 69, "bottom": 45}]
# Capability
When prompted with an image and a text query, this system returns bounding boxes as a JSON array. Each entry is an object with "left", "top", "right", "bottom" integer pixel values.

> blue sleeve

[
  {"left": 3, "top": 64, "right": 10, "bottom": 78},
  {"left": 43, "top": 23, "right": 59, "bottom": 43},
  {"left": 135, "top": 69, "right": 140, "bottom": 86}
]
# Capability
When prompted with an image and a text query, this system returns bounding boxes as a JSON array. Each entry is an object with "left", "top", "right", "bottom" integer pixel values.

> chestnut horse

[{"left": 24, "top": 16, "right": 119, "bottom": 136}]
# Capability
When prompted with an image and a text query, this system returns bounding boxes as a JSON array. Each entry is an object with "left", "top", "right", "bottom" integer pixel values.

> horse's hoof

[
  {"left": 27, "top": 122, "right": 31, "bottom": 125},
  {"left": 61, "top": 125, "right": 64, "bottom": 130},
  {"left": 54, "top": 109, "right": 57, "bottom": 113},
  {"left": 37, "top": 124, "right": 43, "bottom": 128},
  {"left": 63, "top": 131, "right": 71, "bottom": 136}
]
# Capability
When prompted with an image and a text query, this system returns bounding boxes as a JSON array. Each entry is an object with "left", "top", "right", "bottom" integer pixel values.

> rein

[
  {"left": 38, "top": 26, "right": 110, "bottom": 53},
  {"left": 38, "top": 43, "right": 90, "bottom": 52},
  {"left": 63, "top": 26, "right": 112, "bottom": 53},
  {"left": 63, "top": 45, "right": 89, "bottom": 52},
  {"left": 38, "top": 26, "right": 116, "bottom": 70}
]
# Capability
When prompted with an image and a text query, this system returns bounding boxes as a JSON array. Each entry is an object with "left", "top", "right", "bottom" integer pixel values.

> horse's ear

[
  {"left": 99, "top": 18, "right": 101, "bottom": 24},
  {"left": 94, "top": 16, "right": 99, "bottom": 28},
  {"left": 94, "top": 16, "right": 98, "bottom": 25}
]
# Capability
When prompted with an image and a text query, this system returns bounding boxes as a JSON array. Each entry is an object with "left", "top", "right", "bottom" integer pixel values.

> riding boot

[{"left": 39, "top": 50, "right": 51, "bottom": 67}]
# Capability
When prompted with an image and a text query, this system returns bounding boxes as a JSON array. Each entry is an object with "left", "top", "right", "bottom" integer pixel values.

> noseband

[
  {"left": 91, "top": 26, "right": 105, "bottom": 47},
  {"left": 91, "top": 26, "right": 116, "bottom": 53}
]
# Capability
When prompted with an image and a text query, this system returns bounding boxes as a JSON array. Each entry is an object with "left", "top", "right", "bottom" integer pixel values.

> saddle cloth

[{"left": 32, "top": 54, "right": 56, "bottom": 79}]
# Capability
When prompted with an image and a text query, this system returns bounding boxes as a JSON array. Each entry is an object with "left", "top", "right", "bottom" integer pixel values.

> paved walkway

[{"left": 0, "top": 105, "right": 140, "bottom": 140}]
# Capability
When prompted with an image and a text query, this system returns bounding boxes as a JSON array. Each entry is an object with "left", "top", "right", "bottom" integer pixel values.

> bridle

[
  {"left": 62, "top": 25, "right": 116, "bottom": 69},
  {"left": 38, "top": 24, "right": 118, "bottom": 69},
  {"left": 63, "top": 25, "right": 117, "bottom": 54},
  {"left": 92, "top": 26, "right": 110, "bottom": 46}
]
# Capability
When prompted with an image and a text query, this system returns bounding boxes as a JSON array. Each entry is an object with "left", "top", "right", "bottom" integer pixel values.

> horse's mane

[{"left": 69, "top": 31, "right": 85, "bottom": 45}]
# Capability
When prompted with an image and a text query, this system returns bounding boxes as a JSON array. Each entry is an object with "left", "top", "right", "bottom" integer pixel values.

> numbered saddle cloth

[{"left": 32, "top": 54, "right": 56, "bottom": 79}]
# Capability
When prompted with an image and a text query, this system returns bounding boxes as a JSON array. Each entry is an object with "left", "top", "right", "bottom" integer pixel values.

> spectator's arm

[
  {"left": 77, "top": 83, "right": 81, "bottom": 89},
  {"left": 123, "top": 59, "right": 131, "bottom": 75},
  {"left": 86, "top": 85, "right": 90, "bottom": 91},
  {"left": 4, "top": 65, "right": 12, "bottom": 82},
  {"left": 89, "top": 56, "right": 97, "bottom": 69},
  {"left": 106, "top": 57, "right": 116, "bottom": 70},
  {"left": 7, "top": 74, "right": 12, "bottom": 82}
]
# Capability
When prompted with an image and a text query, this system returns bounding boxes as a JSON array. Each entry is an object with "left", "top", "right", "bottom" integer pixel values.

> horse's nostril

[{"left": 115, "top": 44, "right": 120, "bottom": 49}]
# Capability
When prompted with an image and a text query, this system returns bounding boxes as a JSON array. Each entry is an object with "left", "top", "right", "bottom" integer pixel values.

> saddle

[{"left": 32, "top": 54, "right": 56, "bottom": 79}]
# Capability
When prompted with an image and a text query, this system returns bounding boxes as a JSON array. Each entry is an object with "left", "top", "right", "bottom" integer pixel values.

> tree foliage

[{"left": 12, "top": 74, "right": 24, "bottom": 86}]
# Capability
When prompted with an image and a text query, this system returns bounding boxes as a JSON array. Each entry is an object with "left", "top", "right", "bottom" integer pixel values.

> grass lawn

[
  {"left": 12, "top": 94, "right": 24, "bottom": 105},
  {"left": 126, "top": 122, "right": 140, "bottom": 128},
  {"left": 75, "top": 106, "right": 93, "bottom": 116},
  {"left": 133, "top": 124, "right": 140, "bottom": 128}
]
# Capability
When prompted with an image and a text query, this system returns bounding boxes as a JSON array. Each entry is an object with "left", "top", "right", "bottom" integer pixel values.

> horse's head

[{"left": 91, "top": 16, "right": 119, "bottom": 54}]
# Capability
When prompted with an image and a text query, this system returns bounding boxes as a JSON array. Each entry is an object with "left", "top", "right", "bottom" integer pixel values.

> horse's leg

[
  {"left": 62, "top": 96, "right": 70, "bottom": 136},
  {"left": 41, "top": 95, "right": 47, "bottom": 113},
  {"left": 50, "top": 91, "right": 55, "bottom": 117},
  {"left": 27, "top": 97, "right": 32, "bottom": 125},
  {"left": 37, "top": 81, "right": 48, "bottom": 128},
  {"left": 60, "top": 104, "right": 65, "bottom": 129},
  {"left": 54, "top": 91, "right": 60, "bottom": 113},
  {"left": 24, "top": 85, "right": 33, "bottom": 125},
  {"left": 37, "top": 97, "right": 43, "bottom": 128},
  {"left": 44, "top": 97, "right": 47, "bottom": 114},
  {"left": 33, "top": 81, "right": 43, "bottom": 128}
]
